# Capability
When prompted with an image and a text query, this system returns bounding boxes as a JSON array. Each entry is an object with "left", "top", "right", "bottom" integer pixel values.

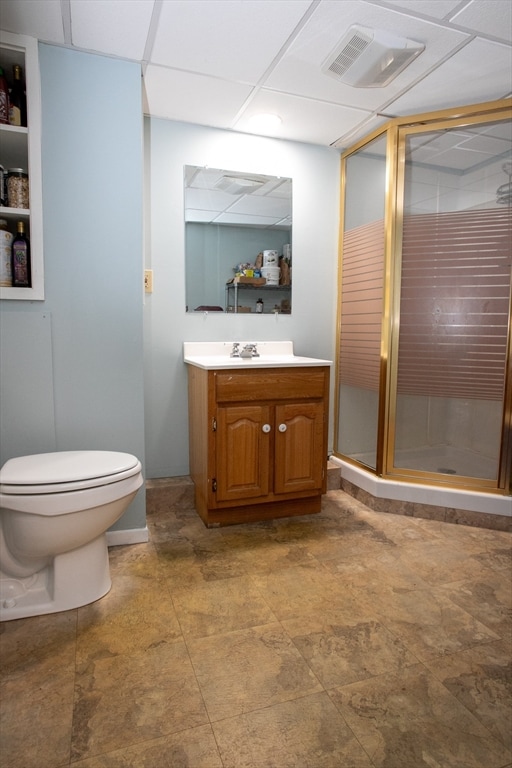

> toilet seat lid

[{"left": 0, "top": 451, "right": 141, "bottom": 492}]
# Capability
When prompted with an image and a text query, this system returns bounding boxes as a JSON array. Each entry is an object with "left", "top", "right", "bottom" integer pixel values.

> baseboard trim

[{"left": 106, "top": 527, "right": 149, "bottom": 547}]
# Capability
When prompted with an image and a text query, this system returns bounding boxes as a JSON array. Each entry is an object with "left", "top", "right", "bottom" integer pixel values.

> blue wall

[
  {"left": 144, "top": 118, "right": 340, "bottom": 478},
  {"left": 0, "top": 44, "right": 146, "bottom": 534}
]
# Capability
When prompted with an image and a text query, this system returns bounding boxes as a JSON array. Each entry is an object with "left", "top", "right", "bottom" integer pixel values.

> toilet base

[{"left": 0, "top": 533, "right": 112, "bottom": 621}]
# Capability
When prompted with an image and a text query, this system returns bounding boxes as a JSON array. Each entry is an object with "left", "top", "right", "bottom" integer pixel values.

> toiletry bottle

[
  {"left": 8, "top": 65, "right": 27, "bottom": 127},
  {"left": 11, "top": 220, "right": 31, "bottom": 287},
  {"left": 0, "top": 67, "right": 8, "bottom": 124},
  {"left": 0, "top": 218, "right": 14, "bottom": 286},
  {"left": 256, "top": 298, "right": 263, "bottom": 313}
]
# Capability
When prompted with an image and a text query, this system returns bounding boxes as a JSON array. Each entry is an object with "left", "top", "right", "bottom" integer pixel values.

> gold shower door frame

[{"left": 334, "top": 98, "right": 512, "bottom": 496}]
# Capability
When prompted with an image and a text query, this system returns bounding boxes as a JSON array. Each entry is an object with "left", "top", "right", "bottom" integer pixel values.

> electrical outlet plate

[{"left": 144, "top": 269, "right": 153, "bottom": 293}]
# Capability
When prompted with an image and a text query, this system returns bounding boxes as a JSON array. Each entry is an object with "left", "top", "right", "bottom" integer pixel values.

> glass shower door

[
  {"left": 336, "top": 134, "right": 387, "bottom": 470},
  {"left": 391, "top": 118, "right": 512, "bottom": 486}
]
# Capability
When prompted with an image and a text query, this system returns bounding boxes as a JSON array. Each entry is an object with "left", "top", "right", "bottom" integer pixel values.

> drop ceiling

[{"left": 0, "top": 0, "right": 510, "bottom": 149}]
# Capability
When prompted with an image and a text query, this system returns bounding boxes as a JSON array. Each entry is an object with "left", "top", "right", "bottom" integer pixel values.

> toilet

[{"left": 0, "top": 450, "right": 143, "bottom": 621}]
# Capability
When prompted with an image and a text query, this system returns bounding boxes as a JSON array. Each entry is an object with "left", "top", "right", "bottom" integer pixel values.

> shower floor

[{"left": 350, "top": 445, "right": 497, "bottom": 481}]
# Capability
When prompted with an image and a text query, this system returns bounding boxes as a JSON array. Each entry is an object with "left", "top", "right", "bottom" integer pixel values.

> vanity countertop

[{"left": 184, "top": 341, "right": 332, "bottom": 370}]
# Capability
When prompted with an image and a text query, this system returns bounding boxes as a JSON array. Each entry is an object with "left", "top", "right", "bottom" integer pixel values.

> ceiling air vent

[
  {"left": 322, "top": 25, "right": 425, "bottom": 88},
  {"left": 215, "top": 175, "right": 266, "bottom": 195}
]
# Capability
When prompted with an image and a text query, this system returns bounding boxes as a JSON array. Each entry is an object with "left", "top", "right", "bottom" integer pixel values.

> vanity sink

[
  {"left": 185, "top": 340, "right": 331, "bottom": 526},
  {"left": 183, "top": 341, "right": 332, "bottom": 370}
]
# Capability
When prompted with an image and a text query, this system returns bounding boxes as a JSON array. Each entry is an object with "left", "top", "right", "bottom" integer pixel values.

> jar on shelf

[{"left": 7, "top": 168, "right": 29, "bottom": 209}]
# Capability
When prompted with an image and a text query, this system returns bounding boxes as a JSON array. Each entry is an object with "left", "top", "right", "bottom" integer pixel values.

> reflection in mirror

[{"left": 184, "top": 166, "right": 292, "bottom": 314}]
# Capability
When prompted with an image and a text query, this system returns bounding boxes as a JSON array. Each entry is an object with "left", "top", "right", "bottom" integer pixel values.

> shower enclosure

[{"left": 334, "top": 99, "right": 511, "bottom": 498}]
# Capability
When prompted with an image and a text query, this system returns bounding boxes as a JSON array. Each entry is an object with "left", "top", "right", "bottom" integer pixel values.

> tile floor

[{"left": 1, "top": 487, "right": 511, "bottom": 768}]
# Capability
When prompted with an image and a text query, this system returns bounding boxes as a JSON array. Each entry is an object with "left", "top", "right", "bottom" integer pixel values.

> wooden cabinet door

[
  {"left": 215, "top": 404, "right": 271, "bottom": 502},
  {"left": 274, "top": 402, "right": 325, "bottom": 494}
]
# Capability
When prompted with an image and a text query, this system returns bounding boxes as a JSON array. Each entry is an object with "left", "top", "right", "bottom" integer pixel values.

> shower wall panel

[
  {"left": 339, "top": 219, "right": 384, "bottom": 391},
  {"left": 397, "top": 207, "right": 511, "bottom": 401}
]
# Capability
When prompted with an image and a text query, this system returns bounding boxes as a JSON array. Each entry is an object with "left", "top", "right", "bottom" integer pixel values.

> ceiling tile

[
  {"left": 186, "top": 187, "right": 236, "bottom": 212},
  {"left": 234, "top": 88, "right": 371, "bottom": 145},
  {"left": 0, "top": 0, "right": 65, "bottom": 43},
  {"left": 151, "top": 0, "right": 312, "bottom": 82},
  {"left": 331, "top": 113, "right": 390, "bottom": 149},
  {"left": 388, "top": 38, "right": 512, "bottom": 113},
  {"left": 70, "top": 0, "right": 154, "bottom": 59},
  {"left": 144, "top": 65, "right": 252, "bottom": 126},
  {"left": 451, "top": 0, "right": 512, "bottom": 43},
  {"left": 373, "top": 0, "right": 462, "bottom": 17},
  {"left": 457, "top": 131, "right": 511, "bottom": 156},
  {"left": 264, "top": 0, "right": 470, "bottom": 111},
  {"left": 215, "top": 212, "right": 281, "bottom": 225},
  {"left": 229, "top": 194, "right": 290, "bottom": 218},
  {"left": 0, "top": 0, "right": 509, "bottom": 149}
]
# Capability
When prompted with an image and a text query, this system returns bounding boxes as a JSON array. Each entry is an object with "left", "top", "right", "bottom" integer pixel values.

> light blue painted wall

[
  {"left": 0, "top": 44, "right": 146, "bottom": 532},
  {"left": 144, "top": 118, "right": 340, "bottom": 478}
]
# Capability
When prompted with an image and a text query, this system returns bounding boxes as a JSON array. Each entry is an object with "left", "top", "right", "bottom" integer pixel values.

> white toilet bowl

[{"left": 0, "top": 450, "right": 143, "bottom": 621}]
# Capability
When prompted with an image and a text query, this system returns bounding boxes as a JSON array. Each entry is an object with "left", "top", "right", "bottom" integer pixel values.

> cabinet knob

[
  {"left": 262, "top": 423, "right": 271, "bottom": 433},
  {"left": 278, "top": 423, "right": 287, "bottom": 432}
]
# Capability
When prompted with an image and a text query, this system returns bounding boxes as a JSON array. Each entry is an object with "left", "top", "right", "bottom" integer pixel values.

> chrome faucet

[
  {"left": 240, "top": 343, "right": 259, "bottom": 358},
  {"left": 230, "top": 342, "right": 241, "bottom": 357}
]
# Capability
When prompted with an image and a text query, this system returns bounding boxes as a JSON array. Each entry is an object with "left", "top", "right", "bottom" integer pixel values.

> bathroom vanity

[{"left": 184, "top": 342, "right": 331, "bottom": 526}]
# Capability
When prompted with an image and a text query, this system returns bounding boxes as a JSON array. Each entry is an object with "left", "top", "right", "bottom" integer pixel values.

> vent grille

[{"left": 327, "top": 32, "right": 371, "bottom": 78}]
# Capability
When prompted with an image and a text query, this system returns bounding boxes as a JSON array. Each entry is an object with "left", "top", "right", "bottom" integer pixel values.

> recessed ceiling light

[{"left": 247, "top": 113, "right": 282, "bottom": 132}]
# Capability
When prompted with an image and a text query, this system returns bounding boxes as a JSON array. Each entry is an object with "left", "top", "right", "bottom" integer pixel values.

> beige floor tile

[
  {"left": 1, "top": 672, "right": 75, "bottom": 768},
  {"left": 353, "top": 507, "right": 443, "bottom": 545},
  {"left": 220, "top": 524, "right": 319, "bottom": 574},
  {"left": 213, "top": 692, "right": 374, "bottom": 768},
  {"left": 425, "top": 640, "right": 512, "bottom": 751},
  {"left": 0, "top": 612, "right": 76, "bottom": 768},
  {"left": 2, "top": 487, "right": 510, "bottom": 768},
  {"left": 187, "top": 623, "right": 323, "bottom": 721},
  {"left": 107, "top": 540, "right": 162, "bottom": 577},
  {"left": 0, "top": 609, "right": 76, "bottom": 678},
  {"left": 322, "top": 546, "right": 432, "bottom": 592},
  {"left": 70, "top": 723, "right": 223, "bottom": 767},
  {"left": 76, "top": 572, "right": 182, "bottom": 665},
  {"left": 250, "top": 562, "right": 349, "bottom": 621},
  {"left": 147, "top": 507, "right": 211, "bottom": 545},
  {"left": 368, "top": 583, "right": 500, "bottom": 661},
  {"left": 410, "top": 517, "right": 512, "bottom": 550},
  {"left": 397, "top": 537, "right": 506, "bottom": 586},
  {"left": 171, "top": 574, "right": 278, "bottom": 638},
  {"left": 437, "top": 574, "right": 512, "bottom": 642},
  {"left": 154, "top": 532, "right": 249, "bottom": 586},
  {"left": 283, "top": 612, "right": 418, "bottom": 688},
  {"left": 71, "top": 641, "right": 208, "bottom": 762},
  {"left": 329, "top": 663, "right": 512, "bottom": 768}
]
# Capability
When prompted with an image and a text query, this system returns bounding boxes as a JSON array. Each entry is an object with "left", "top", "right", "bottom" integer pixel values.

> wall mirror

[{"left": 184, "top": 165, "right": 292, "bottom": 314}]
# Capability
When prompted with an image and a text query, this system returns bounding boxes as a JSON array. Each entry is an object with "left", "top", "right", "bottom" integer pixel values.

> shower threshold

[{"left": 349, "top": 445, "right": 498, "bottom": 482}]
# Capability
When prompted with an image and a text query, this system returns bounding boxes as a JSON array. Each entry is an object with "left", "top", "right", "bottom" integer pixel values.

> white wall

[{"left": 144, "top": 119, "right": 340, "bottom": 478}]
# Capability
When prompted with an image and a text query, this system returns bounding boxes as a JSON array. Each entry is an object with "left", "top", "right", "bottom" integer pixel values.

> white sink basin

[{"left": 184, "top": 341, "right": 332, "bottom": 370}]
